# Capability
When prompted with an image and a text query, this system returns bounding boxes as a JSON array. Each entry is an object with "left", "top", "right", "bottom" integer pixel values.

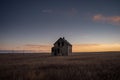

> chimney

[{"left": 63, "top": 37, "right": 65, "bottom": 40}]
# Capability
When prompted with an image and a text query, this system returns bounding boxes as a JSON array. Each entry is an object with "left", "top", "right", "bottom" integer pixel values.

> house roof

[{"left": 54, "top": 37, "right": 72, "bottom": 46}]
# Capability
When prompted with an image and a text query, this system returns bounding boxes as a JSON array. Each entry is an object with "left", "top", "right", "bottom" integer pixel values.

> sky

[{"left": 0, "top": 0, "right": 120, "bottom": 52}]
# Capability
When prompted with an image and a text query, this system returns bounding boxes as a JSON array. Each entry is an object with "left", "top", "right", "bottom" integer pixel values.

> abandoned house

[{"left": 51, "top": 37, "right": 72, "bottom": 56}]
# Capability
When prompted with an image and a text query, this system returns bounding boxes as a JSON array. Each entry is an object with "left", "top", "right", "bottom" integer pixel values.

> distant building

[{"left": 51, "top": 37, "right": 72, "bottom": 56}]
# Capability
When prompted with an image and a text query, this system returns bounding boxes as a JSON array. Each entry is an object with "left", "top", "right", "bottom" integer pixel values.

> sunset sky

[{"left": 0, "top": 0, "right": 120, "bottom": 52}]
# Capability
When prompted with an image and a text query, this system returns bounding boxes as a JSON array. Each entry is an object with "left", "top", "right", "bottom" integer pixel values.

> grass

[{"left": 0, "top": 52, "right": 120, "bottom": 80}]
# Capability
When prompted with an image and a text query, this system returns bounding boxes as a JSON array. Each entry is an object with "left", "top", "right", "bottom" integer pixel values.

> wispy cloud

[
  {"left": 68, "top": 8, "right": 78, "bottom": 16},
  {"left": 25, "top": 44, "right": 51, "bottom": 48},
  {"left": 41, "top": 9, "right": 53, "bottom": 13},
  {"left": 93, "top": 14, "right": 120, "bottom": 25},
  {"left": 41, "top": 8, "right": 78, "bottom": 17},
  {"left": 74, "top": 44, "right": 100, "bottom": 47},
  {"left": 23, "top": 44, "right": 51, "bottom": 52}
]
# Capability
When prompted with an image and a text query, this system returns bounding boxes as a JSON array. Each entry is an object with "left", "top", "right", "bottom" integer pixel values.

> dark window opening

[
  {"left": 54, "top": 49, "right": 57, "bottom": 56},
  {"left": 58, "top": 49, "right": 60, "bottom": 53},
  {"left": 62, "top": 42, "right": 64, "bottom": 46},
  {"left": 58, "top": 42, "right": 60, "bottom": 47},
  {"left": 52, "top": 48, "right": 54, "bottom": 52}
]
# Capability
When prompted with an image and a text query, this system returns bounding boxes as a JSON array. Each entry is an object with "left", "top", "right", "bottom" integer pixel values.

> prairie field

[{"left": 0, "top": 52, "right": 120, "bottom": 80}]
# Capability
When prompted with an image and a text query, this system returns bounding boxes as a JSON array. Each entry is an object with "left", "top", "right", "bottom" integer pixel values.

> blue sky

[{"left": 0, "top": 0, "right": 120, "bottom": 52}]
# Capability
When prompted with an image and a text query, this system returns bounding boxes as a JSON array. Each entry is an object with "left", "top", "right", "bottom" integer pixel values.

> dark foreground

[{"left": 0, "top": 52, "right": 120, "bottom": 80}]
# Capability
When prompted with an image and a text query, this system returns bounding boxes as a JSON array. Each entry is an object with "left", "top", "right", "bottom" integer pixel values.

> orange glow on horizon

[
  {"left": 73, "top": 44, "right": 120, "bottom": 52},
  {"left": 0, "top": 43, "right": 120, "bottom": 52}
]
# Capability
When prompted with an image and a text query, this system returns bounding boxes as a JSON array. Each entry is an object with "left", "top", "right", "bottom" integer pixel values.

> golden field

[{"left": 0, "top": 52, "right": 120, "bottom": 80}]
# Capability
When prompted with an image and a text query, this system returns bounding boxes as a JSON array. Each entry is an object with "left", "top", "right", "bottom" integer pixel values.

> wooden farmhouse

[{"left": 51, "top": 37, "right": 72, "bottom": 56}]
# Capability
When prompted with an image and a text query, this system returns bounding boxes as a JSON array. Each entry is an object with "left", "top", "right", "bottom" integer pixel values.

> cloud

[
  {"left": 74, "top": 44, "right": 100, "bottom": 47},
  {"left": 93, "top": 14, "right": 120, "bottom": 25},
  {"left": 68, "top": 8, "right": 78, "bottom": 16},
  {"left": 24, "top": 44, "right": 52, "bottom": 52},
  {"left": 41, "top": 9, "right": 53, "bottom": 13},
  {"left": 41, "top": 8, "right": 78, "bottom": 17},
  {"left": 25, "top": 44, "right": 51, "bottom": 48}
]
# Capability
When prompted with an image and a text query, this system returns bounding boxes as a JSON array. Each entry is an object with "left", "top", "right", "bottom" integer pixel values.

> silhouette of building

[{"left": 51, "top": 37, "right": 72, "bottom": 56}]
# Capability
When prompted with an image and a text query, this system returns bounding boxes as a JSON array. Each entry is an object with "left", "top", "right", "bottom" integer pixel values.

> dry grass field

[{"left": 0, "top": 52, "right": 120, "bottom": 80}]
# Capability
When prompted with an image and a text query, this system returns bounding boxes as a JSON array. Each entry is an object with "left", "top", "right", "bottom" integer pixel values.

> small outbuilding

[{"left": 51, "top": 37, "right": 72, "bottom": 56}]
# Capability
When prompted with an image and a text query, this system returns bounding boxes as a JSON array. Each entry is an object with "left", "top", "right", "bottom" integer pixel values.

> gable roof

[{"left": 54, "top": 37, "right": 72, "bottom": 46}]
